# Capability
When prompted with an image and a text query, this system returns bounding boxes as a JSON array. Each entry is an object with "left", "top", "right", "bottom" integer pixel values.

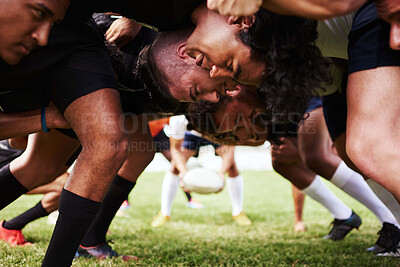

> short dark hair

[
  {"left": 138, "top": 27, "right": 195, "bottom": 112},
  {"left": 240, "top": 9, "right": 331, "bottom": 122},
  {"left": 138, "top": 45, "right": 181, "bottom": 113}
]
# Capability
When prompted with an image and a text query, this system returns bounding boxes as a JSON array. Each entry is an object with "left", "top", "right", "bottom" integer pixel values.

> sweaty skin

[{"left": 0, "top": 0, "right": 69, "bottom": 65}]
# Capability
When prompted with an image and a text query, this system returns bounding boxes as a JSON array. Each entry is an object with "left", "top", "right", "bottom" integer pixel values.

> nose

[
  {"left": 390, "top": 22, "right": 400, "bottom": 50},
  {"left": 32, "top": 22, "right": 51, "bottom": 46},
  {"left": 199, "top": 90, "right": 220, "bottom": 102},
  {"left": 209, "top": 65, "right": 232, "bottom": 79}
]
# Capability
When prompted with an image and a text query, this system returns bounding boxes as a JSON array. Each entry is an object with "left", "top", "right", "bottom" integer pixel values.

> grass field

[{"left": 0, "top": 170, "right": 399, "bottom": 266}]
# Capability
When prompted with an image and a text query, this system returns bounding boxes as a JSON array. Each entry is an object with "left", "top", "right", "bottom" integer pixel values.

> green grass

[{"left": 0, "top": 171, "right": 399, "bottom": 266}]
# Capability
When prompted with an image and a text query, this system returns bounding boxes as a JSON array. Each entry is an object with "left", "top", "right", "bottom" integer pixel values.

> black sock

[
  {"left": 0, "top": 163, "right": 28, "bottom": 210},
  {"left": 41, "top": 189, "right": 100, "bottom": 267},
  {"left": 184, "top": 190, "right": 192, "bottom": 202},
  {"left": 81, "top": 175, "right": 136, "bottom": 247},
  {"left": 4, "top": 201, "right": 48, "bottom": 230}
]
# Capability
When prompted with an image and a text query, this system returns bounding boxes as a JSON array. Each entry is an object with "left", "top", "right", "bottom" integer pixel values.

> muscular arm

[
  {"left": 105, "top": 17, "right": 142, "bottom": 48},
  {"left": 169, "top": 137, "right": 187, "bottom": 177},
  {"left": 262, "top": 0, "right": 366, "bottom": 19},
  {"left": 0, "top": 103, "right": 69, "bottom": 140},
  {"left": 208, "top": 0, "right": 366, "bottom": 19}
]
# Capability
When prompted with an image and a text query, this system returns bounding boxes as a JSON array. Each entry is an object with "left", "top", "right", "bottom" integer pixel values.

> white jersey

[
  {"left": 315, "top": 12, "right": 356, "bottom": 96},
  {"left": 163, "top": 115, "right": 188, "bottom": 140},
  {"left": 317, "top": 12, "right": 356, "bottom": 60},
  {"left": 163, "top": 115, "right": 202, "bottom": 140}
]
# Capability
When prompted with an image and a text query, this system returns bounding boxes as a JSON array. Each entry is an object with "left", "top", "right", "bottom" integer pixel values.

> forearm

[
  {"left": 0, "top": 102, "right": 69, "bottom": 140},
  {"left": 170, "top": 138, "right": 187, "bottom": 175},
  {"left": 171, "top": 150, "right": 188, "bottom": 174},
  {"left": 262, "top": 0, "right": 367, "bottom": 19},
  {"left": 0, "top": 109, "right": 42, "bottom": 139}
]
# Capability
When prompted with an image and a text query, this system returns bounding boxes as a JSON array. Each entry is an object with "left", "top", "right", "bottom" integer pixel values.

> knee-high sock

[
  {"left": 41, "top": 189, "right": 100, "bottom": 267},
  {"left": 331, "top": 161, "right": 399, "bottom": 227},
  {"left": 184, "top": 190, "right": 192, "bottom": 202},
  {"left": 81, "top": 175, "right": 136, "bottom": 247},
  {"left": 3, "top": 201, "right": 48, "bottom": 230},
  {"left": 227, "top": 175, "right": 243, "bottom": 216},
  {"left": 160, "top": 171, "right": 179, "bottom": 216},
  {"left": 366, "top": 179, "right": 400, "bottom": 225},
  {"left": 302, "top": 175, "right": 352, "bottom": 220},
  {"left": 0, "top": 164, "right": 28, "bottom": 210}
]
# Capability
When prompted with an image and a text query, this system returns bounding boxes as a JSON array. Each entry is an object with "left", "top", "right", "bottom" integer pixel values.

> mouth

[
  {"left": 19, "top": 45, "right": 30, "bottom": 55},
  {"left": 195, "top": 54, "right": 204, "bottom": 67},
  {"left": 220, "top": 82, "right": 229, "bottom": 95},
  {"left": 19, "top": 43, "right": 35, "bottom": 55},
  {"left": 221, "top": 82, "right": 238, "bottom": 95}
]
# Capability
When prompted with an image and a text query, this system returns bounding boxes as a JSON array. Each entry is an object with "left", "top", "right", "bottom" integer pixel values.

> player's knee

[
  {"left": 143, "top": 149, "right": 156, "bottom": 166},
  {"left": 346, "top": 133, "right": 377, "bottom": 173},
  {"left": 92, "top": 133, "right": 130, "bottom": 167},
  {"left": 227, "top": 166, "right": 238, "bottom": 177},
  {"left": 271, "top": 160, "right": 286, "bottom": 175},
  {"left": 302, "top": 150, "right": 326, "bottom": 172}
]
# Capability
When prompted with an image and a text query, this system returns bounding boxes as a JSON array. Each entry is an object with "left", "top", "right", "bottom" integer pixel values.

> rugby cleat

[
  {"left": 294, "top": 221, "right": 307, "bottom": 232},
  {"left": 232, "top": 212, "right": 252, "bottom": 226},
  {"left": 376, "top": 248, "right": 400, "bottom": 257},
  {"left": 323, "top": 211, "right": 362, "bottom": 241},
  {"left": 367, "top": 222, "right": 400, "bottom": 254},
  {"left": 151, "top": 212, "right": 170, "bottom": 228},
  {"left": 75, "top": 242, "right": 138, "bottom": 262},
  {"left": 119, "top": 200, "right": 130, "bottom": 211},
  {"left": 185, "top": 199, "right": 204, "bottom": 209},
  {"left": 0, "top": 220, "right": 32, "bottom": 247}
]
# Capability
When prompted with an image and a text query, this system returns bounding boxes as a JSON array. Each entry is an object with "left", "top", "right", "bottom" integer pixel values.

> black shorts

[
  {"left": 153, "top": 130, "right": 170, "bottom": 152},
  {"left": 47, "top": 38, "right": 117, "bottom": 112},
  {"left": 0, "top": 140, "right": 24, "bottom": 169},
  {"left": 0, "top": 88, "right": 49, "bottom": 113},
  {"left": 322, "top": 82, "right": 347, "bottom": 141},
  {"left": 305, "top": 96, "right": 322, "bottom": 113},
  {"left": 348, "top": 1, "right": 400, "bottom": 73},
  {"left": 322, "top": 1, "right": 400, "bottom": 141},
  {"left": 182, "top": 133, "right": 220, "bottom": 154}
]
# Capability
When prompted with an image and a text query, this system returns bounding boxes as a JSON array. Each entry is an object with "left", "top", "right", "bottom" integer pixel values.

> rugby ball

[{"left": 183, "top": 167, "right": 225, "bottom": 194}]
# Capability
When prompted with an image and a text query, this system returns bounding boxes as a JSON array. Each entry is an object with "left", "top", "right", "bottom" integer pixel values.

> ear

[
  {"left": 176, "top": 43, "right": 188, "bottom": 59},
  {"left": 227, "top": 15, "right": 255, "bottom": 30}
]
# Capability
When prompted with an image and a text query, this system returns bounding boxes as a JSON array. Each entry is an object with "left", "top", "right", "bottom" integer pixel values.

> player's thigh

[
  {"left": 10, "top": 131, "right": 79, "bottom": 189},
  {"left": 298, "top": 107, "right": 332, "bottom": 158},
  {"left": 118, "top": 115, "right": 155, "bottom": 181},
  {"left": 347, "top": 66, "right": 400, "bottom": 152}
]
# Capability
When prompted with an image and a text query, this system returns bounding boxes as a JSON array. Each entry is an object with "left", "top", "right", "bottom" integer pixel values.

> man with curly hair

[
  {"left": 142, "top": 3, "right": 331, "bottom": 121},
  {"left": 187, "top": 86, "right": 400, "bottom": 254}
]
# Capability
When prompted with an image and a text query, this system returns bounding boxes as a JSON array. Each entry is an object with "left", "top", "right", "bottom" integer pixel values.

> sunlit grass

[{"left": 0, "top": 171, "right": 398, "bottom": 266}]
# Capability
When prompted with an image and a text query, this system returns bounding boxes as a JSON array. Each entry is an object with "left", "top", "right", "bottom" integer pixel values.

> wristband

[{"left": 41, "top": 107, "right": 49, "bottom": 133}]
